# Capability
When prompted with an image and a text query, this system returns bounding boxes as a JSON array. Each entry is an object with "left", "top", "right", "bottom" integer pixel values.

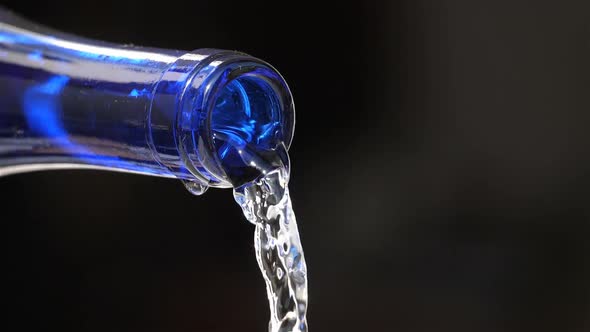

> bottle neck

[{"left": 0, "top": 11, "right": 295, "bottom": 191}]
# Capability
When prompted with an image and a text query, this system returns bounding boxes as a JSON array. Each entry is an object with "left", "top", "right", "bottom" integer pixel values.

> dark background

[{"left": 1, "top": 0, "right": 589, "bottom": 331}]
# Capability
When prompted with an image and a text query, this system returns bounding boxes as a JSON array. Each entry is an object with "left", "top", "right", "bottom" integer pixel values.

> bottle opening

[
  {"left": 179, "top": 54, "right": 294, "bottom": 188},
  {"left": 208, "top": 66, "right": 293, "bottom": 186}
]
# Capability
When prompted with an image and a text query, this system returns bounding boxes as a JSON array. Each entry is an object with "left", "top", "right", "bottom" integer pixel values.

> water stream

[{"left": 233, "top": 167, "right": 309, "bottom": 332}]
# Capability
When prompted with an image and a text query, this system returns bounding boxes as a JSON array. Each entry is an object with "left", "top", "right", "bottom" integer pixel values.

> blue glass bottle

[{"left": 0, "top": 8, "right": 295, "bottom": 193}]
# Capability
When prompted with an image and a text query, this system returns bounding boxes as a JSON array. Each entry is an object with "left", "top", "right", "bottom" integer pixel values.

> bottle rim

[{"left": 177, "top": 51, "right": 295, "bottom": 188}]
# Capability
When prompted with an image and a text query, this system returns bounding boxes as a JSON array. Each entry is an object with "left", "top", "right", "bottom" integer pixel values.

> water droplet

[{"left": 182, "top": 180, "right": 208, "bottom": 195}]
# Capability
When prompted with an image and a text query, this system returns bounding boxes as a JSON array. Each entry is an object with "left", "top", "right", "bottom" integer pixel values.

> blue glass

[
  {"left": 211, "top": 73, "right": 287, "bottom": 183},
  {"left": 0, "top": 9, "right": 295, "bottom": 191}
]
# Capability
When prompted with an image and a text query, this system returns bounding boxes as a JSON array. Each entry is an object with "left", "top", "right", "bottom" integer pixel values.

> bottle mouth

[{"left": 178, "top": 52, "right": 295, "bottom": 188}]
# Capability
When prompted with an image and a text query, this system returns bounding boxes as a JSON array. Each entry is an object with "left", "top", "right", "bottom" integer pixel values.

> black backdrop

[{"left": 1, "top": 1, "right": 589, "bottom": 331}]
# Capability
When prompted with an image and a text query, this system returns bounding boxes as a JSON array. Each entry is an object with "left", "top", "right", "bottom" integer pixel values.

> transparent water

[{"left": 233, "top": 167, "right": 309, "bottom": 332}]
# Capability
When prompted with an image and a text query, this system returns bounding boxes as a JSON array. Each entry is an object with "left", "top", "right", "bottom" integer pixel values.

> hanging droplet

[{"left": 182, "top": 180, "right": 209, "bottom": 195}]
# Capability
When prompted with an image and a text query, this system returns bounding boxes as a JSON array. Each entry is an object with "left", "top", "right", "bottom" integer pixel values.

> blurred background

[{"left": 1, "top": 0, "right": 589, "bottom": 331}]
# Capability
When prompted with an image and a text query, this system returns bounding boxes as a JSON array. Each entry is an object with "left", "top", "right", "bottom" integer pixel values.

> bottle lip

[{"left": 177, "top": 50, "right": 295, "bottom": 188}]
